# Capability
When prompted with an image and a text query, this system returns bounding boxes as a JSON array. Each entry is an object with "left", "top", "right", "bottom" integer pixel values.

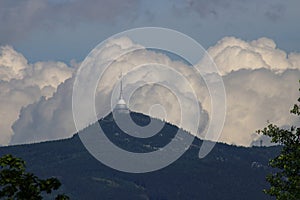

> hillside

[{"left": 0, "top": 112, "right": 280, "bottom": 200}]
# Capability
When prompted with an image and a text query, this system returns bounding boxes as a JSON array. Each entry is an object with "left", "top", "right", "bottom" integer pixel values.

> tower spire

[
  {"left": 114, "top": 70, "right": 129, "bottom": 113},
  {"left": 119, "top": 71, "right": 123, "bottom": 100}
]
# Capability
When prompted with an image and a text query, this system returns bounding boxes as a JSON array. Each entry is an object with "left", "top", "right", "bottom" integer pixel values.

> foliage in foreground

[
  {"left": 0, "top": 154, "right": 69, "bottom": 200},
  {"left": 258, "top": 80, "right": 300, "bottom": 200}
]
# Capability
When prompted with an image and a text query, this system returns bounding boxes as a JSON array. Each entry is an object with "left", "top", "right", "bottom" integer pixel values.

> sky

[
  {"left": 1, "top": 0, "right": 300, "bottom": 62},
  {"left": 1, "top": 0, "right": 300, "bottom": 147}
]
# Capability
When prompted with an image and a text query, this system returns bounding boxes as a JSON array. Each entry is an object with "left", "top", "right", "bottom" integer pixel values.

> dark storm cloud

[
  {"left": 1, "top": 0, "right": 300, "bottom": 61},
  {"left": 0, "top": 0, "right": 140, "bottom": 44},
  {"left": 176, "top": 0, "right": 287, "bottom": 21},
  {"left": 183, "top": 0, "right": 230, "bottom": 18},
  {"left": 264, "top": 3, "right": 286, "bottom": 22}
]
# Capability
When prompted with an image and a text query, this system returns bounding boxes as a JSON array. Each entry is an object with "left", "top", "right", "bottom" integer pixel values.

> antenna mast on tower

[{"left": 119, "top": 71, "right": 123, "bottom": 100}]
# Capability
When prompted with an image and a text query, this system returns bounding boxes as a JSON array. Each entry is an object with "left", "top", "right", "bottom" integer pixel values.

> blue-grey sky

[{"left": 1, "top": 0, "right": 300, "bottom": 62}]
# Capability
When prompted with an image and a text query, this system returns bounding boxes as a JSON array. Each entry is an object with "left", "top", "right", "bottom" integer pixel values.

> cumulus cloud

[
  {"left": 11, "top": 37, "right": 210, "bottom": 144},
  {"left": 11, "top": 78, "right": 76, "bottom": 144},
  {"left": 205, "top": 37, "right": 300, "bottom": 146},
  {"left": 222, "top": 69, "right": 300, "bottom": 146},
  {"left": 207, "top": 37, "right": 299, "bottom": 75},
  {"left": 9, "top": 36, "right": 300, "bottom": 147},
  {"left": 0, "top": 46, "right": 28, "bottom": 81},
  {"left": 0, "top": 46, "right": 73, "bottom": 145}
]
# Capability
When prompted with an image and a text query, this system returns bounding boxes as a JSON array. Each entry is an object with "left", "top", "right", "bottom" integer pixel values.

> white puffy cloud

[
  {"left": 11, "top": 37, "right": 210, "bottom": 144},
  {"left": 222, "top": 69, "right": 300, "bottom": 146},
  {"left": 9, "top": 36, "right": 300, "bottom": 147},
  {"left": 204, "top": 37, "right": 300, "bottom": 146},
  {"left": 0, "top": 46, "right": 73, "bottom": 145},
  {"left": 0, "top": 46, "right": 28, "bottom": 81},
  {"left": 11, "top": 78, "right": 76, "bottom": 144},
  {"left": 208, "top": 37, "right": 299, "bottom": 75}
]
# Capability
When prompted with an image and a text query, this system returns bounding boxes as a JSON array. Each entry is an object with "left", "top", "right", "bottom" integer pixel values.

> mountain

[{"left": 0, "top": 112, "right": 280, "bottom": 200}]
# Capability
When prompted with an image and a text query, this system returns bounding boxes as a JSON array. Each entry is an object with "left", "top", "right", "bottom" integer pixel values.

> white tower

[{"left": 114, "top": 73, "right": 129, "bottom": 114}]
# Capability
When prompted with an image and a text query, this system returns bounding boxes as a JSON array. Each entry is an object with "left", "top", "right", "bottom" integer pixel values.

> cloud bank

[
  {"left": 11, "top": 37, "right": 210, "bottom": 144},
  {"left": 207, "top": 37, "right": 300, "bottom": 145},
  {"left": 2, "top": 36, "right": 300, "bottom": 147},
  {"left": 208, "top": 37, "right": 299, "bottom": 74},
  {"left": 0, "top": 46, "right": 73, "bottom": 145}
]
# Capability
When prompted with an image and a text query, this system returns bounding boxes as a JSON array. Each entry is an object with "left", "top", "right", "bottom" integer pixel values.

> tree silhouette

[{"left": 0, "top": 154, "right": 69, "bottom": 200}]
